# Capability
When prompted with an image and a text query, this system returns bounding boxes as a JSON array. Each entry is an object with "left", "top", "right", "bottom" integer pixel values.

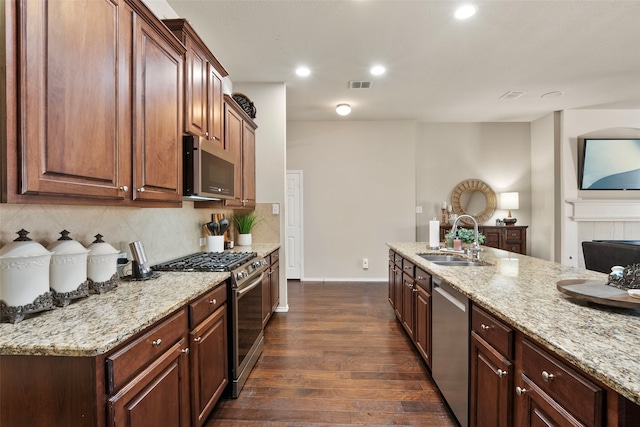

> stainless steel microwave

[{"left": 183, "top": 135, "right": 235, "bottom": 201}]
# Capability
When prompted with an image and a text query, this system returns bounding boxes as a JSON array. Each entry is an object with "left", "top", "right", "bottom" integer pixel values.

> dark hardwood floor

[{"left": 205, "top": 281, "right": 457, "bottom": 426}]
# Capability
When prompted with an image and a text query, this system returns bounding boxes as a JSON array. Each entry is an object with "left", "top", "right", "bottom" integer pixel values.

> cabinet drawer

[
  {"left": 504, "top": 228, "right": 522, "bottom": 241},
  {"left": 521, "top": 339, "right": 603, "bottom": 426},
  {"left": 472, "top": 305, "right": 514, "bottom": 359},
  {"left": 402, "top": 259, "right": 415, "bottom": 276},
  {"left": 389, "top": 250, "right": 395, "bottom": 262},
  {"left": 106, "top": 308, "right": 188, "bottom": 393},
  {"left": 505, "top": 243, "right": 522, "bottom": 253},
  {"left": 270, "top": 249, "right": 280, "bottom": 264},
  {"left": 189, "top": 283, "right": 227, "bottom": 327},
  {"left": 414, "top": 267, "right": 431, "bottom": 292},
  {"left": 394, "top": 252, "right": 403, "bottom": 267}
]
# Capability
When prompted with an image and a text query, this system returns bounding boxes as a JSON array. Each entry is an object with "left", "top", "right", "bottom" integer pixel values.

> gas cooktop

[{"left": 152, "top": 251, "right": 257, "bottom": 272}]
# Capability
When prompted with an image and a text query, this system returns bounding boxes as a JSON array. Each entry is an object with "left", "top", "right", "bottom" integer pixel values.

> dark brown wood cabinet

[
  {"left": 388, "top": 250, "right": 397, "bottom": 308},
  {"left": 440, "top": 225, "right": 528, "bottom": 255},
  {"left": 262, "top": 249, "right": 280, "bottom": 327},
  {"left": 188, "top": 284, "right": 228, "bottom": 427},
  {"left": 223, "top": 95, "right": 257, "bottom": 209},
  {"left": 414, "top": 267, "right": 432, "bottom": 368},
  {"left": 2, "top": 0, "right": 184, "bottom": 206},
  {"left": 163, "top": 19, "right": 228, "bottom": 149}
]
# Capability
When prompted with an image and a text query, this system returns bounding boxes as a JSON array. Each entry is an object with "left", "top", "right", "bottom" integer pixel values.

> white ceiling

[{"left": 166, "top": 0, "right": 640, "bottom": 123}]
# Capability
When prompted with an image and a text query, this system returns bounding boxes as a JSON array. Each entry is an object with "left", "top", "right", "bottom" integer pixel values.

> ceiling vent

[
  {"left": 349, "top": 81, "right": 372, "bottom": 89},
  {"left": 499, "top": 91, "right": 526, "bottom": 100}
]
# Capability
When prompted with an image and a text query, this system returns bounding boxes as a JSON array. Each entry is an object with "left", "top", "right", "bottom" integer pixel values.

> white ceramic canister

[
  {"left": 87, "top": 234, "right": 119, "bottom": 283},
  {"left": 0, "top": 229, "right": 53, "bottom": 307},
  {"left": 47, "top": 230, "right": 90, "bottom": 293}
]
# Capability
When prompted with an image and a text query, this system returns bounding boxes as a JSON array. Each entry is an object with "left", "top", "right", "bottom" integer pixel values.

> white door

[{"left": 286, "top": 171, "right": 303, "bottom": 279}]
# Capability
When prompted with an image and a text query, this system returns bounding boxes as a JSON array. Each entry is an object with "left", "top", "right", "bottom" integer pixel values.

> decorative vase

[{"left": 237, "top": 233, "right": 252, "bottom": 246}]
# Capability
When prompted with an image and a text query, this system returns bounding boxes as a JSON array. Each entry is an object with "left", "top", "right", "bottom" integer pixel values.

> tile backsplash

[{"left": 0, "top": 202, "right": 280, "bottom": 264}]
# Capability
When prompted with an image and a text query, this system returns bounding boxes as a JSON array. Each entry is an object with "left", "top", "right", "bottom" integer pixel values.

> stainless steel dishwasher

[{"left": 432, "top": 277, "right": 469, "bottom": 427}]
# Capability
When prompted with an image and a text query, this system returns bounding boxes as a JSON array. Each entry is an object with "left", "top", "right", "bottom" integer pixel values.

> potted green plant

[
  {"left": 446, "top": 227, "right": 485, "bottom": 248},
  {"left": 234, "top": 213, "right": 259, "bottom": 246}
]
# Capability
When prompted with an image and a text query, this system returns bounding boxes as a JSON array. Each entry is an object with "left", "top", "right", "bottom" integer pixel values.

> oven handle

[{"left": 237, "top": 272, "right": 265, "bottom": 297}]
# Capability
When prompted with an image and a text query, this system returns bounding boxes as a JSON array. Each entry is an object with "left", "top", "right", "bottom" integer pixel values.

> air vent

[
  {"left": 499, "top": 91, "right": 526, "bottom": 100},
  {"left": 349, "top": 81, "right": 372, "bottom": 89}
]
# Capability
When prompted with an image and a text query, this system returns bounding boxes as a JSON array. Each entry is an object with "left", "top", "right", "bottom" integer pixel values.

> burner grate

[{"left": 153, "top": 252, "right": 256, "bottom": 272}]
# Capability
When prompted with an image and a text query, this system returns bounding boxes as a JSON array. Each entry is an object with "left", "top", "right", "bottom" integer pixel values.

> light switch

[{"left": 272, "top": 203, "right": 280, "bottom": 215}]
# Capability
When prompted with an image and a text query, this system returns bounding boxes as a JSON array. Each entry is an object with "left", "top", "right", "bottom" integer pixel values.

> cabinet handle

[
  {"left": 404, "top": 266, "right": 411, "bottom": 270},
  {"left": 137, "top": 187, "right": 145, "bottom": 193},
  {"left": 205, "top": 132, "right": 209, "bottom": 137},
  {"left": 417, "top": 275, "right": 425, "bottom": 280},
  {"left": 151, "top": 339, "right": 162, "bottom": 346},
  {"left": 119, "top": 186, "right": 128, "bottom": 192},
  {"left": 194, "top": 337, "right": 202, "bottom": 343},
  {"left": 515, "top": 386, "right": 527, "bottom": 396},
  {"left": 209, "top": 299, "right": 217, "bottom": 305},
  {"left": 542, "top": 371, "right": 555, "bottom": 382},
  {"left": 497, "top": 369, "right": 508, "bottom": 377},
  {"left": 480, "top": 323, "right": 491, "bottom": 331},
  {"left": 181, "top": 348, "right": 189, "bottom": 354}
]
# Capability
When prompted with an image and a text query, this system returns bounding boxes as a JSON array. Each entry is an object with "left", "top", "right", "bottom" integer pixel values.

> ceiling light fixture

[
  {"left": 455, "top": 4, "right": 477, "bottom": 20},
  {"left": 336, "top": 104, "right": 351, "bottom": 116},
  {"left": 295, "top": 66, "right": 311, "bottom": 77},
  {"left": 370, "top": 65, "right": 386, "bottom": 76}
]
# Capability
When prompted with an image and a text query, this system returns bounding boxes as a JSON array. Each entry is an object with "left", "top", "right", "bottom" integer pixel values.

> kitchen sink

[{"left": 418, "top": 254, "right": 490, "bottom": 267}]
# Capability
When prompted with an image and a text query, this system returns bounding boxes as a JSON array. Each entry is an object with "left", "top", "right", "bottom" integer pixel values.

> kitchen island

[{"left": 389, "top": 242, "right": 640, "bottom": 425}]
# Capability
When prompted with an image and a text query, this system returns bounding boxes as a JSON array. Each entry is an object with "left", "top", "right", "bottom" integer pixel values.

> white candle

[
  {"left": 447, "top": 204, "right": 452, "bottom": 212},
  {"left": 441, "top": 201, "right": 447, "bottom": 209}
]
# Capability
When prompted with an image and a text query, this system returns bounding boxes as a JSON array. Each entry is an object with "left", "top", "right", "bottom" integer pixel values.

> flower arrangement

[{"left": 446, "top": 227, "right": 486, "bottom": 245}]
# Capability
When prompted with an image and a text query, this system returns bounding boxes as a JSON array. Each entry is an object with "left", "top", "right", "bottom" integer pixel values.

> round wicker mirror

[{"left": 450, "top": 179, "right": 497, "bottom": 225}]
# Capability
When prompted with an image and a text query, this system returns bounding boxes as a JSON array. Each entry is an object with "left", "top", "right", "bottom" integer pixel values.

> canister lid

[
  {"left": 47, "top": 230, "right": 89, "bottom": 255},
  {"left": 0, "top": 229, "right": 52, "bottom": 258},
  {"left": 88, "top": 234, "right": 119, "bottom": 255}
]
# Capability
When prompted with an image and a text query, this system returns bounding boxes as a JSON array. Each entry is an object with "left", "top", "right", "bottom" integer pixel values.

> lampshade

[
  {"left": 336, "top": 104, "right": 351, "bottom": 116},
  {"left": 500, "top": 192, "right": 519, "bottom": 210}
]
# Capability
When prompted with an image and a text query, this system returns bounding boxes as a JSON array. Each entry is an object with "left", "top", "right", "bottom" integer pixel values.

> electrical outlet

[
  {"left": 272, "top": 203, "right": 280, "bottom": 215},
  {"left": 362, "top": 258, "right": 369, "bottom": 269},
  {"left": 415, "top": 206, "right": 423, "bottom": 214},
  {"left": 199, "top": 237, "right": 206, "bottom": 247}
]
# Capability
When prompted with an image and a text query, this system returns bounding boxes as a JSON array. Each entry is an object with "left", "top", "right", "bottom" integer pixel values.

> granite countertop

[
  {"left": 0, "top": 243, "right": 280, "bottom": 358},
  {"left": 389, "top": 242, "right": 640, "bottom": 406}
]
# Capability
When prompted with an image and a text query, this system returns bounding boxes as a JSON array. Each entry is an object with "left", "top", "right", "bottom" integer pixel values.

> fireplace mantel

[{"left": 567, "top": 199, "right": 640, "bottom": 221}]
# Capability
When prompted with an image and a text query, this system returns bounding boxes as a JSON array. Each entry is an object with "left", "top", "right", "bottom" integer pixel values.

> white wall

[
  {"left": 559, "top": 109, "right": 640, "bottom": 267},
  {"left": 234, "top": 83, "right": 288, "bottom": 310},
  {"left": 287, "top": 121, "right": 416, "bottom": 280},
  {"left": 416, "top": 123, "right": 532, "bottom": 253}
]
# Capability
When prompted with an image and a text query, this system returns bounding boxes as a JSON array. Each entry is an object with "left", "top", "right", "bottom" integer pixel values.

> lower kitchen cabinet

[
  {"left": 401, "top": 267, "right": 416, "bottom": 338},
  {"left": 414, "top": 267, "right": 432, "bottom": 368},
  {"left": 388, "top": 251, "right": 396, "bottom": 308},
  {"left": 188, "top": 284, "right": 228, "bottom": 427},
  {"left": 262, "top": 249, "right": 280, "bottom": 327},
  {"left": 107, "top": 337, "right": 191, "bottom": 427}
]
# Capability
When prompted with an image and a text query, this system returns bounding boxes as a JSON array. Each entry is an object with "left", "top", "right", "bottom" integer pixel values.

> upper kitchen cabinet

[
  {"left": 163, "top": 19, "right": 228, "bottom": 149},
  {"left": 223, "top": 95, "right": 257, "bottom": 209},
  {"left": 1, "top": 0, "right": 185, "bottom": 206}
]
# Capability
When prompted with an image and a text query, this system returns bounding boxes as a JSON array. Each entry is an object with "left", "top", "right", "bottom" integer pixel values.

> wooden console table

[{"left": 440, "top": 224, "right": 528, "bottom": 255}]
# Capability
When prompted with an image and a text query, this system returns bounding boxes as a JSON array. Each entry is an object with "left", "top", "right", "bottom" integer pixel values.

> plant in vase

[
  {"left": 447, "top": 227, "right": 485, "bottom": 248},
  {"left": 233, "top": 213, "right": 259, "bottom": 246}
]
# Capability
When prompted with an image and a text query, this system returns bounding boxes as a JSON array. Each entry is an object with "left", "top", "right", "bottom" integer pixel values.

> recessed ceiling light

[
  {"left": 455, "top": 4, "right": 477, "bottom": 20},
  {"left": 295, "top": 66, "right": 311, "bottom": 77},
  {"left": 541, "top": 91, "right": 565, "bottom": 99},
  {"left": 336, "top": 104, "right": 351, "bottom": 116},
  {"left": 370, "top": 65, "right": 386, "bottom": 76}
]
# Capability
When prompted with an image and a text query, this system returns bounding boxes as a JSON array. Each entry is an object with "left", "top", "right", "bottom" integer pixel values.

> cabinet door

[
  {"left": 515, "top": 375, "right": 584, "bottom": 427},
  {"left": 401, "top": 273, "right": 415, "bottom": 339},
  {"left": 415, "top": 285, "right": 431, "bottom": 368},
  {"left": 190, "top": 305, "right": 228, "bottom": 427},
  {"left": 207, "top": 65, "right": 224, "bottom": 147},
  {"left": 241, "top": 121, "right": 256, "bottom": 208},
  {"left": 393, "top": 265, "right": 403, "bottom": 321},
  {"left": 223, "top": 103, "right": 244, "bottom": 207},
  {"left": 133, "top": 17, "right": 183, "bottom": 203},
  {"left": 270, "top": 260, "right": 280, "bottom": 313},
  {"left": 470, "top": 332, "right": 513, "bottom": 427},
  {"left": 185, "top": 43, "right": 208, "bottom": 139},
  {"left": 388, "top": 260, "right": 396, "bottom": 309},
  {"left": 17, "top": 0, "right": 130, "bottom": 201},
  {"left": 262, "top": 269, "right": 272, "bottom": 327},
  {"left": 108, "top": 338, "right": 190, "bottom": 427}
]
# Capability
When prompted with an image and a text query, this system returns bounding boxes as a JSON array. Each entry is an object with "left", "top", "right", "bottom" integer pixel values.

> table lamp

[{"left": 500, "top": 192, "right": 519, "bottom": 225}]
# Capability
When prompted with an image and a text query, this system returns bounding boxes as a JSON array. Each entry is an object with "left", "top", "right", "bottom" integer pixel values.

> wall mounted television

[{"left": 580, "top": 138, "right": 640, "bottom": 190}]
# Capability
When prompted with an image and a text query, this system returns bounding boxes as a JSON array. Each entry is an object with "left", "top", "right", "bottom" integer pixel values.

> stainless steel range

[{"left": 153, "top": 251, "right": 268, "bottom": 398}]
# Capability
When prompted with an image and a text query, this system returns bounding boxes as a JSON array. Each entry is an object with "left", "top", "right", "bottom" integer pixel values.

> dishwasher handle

[{"left": 434, "top": 283, "right": 467, "bottom": 312}]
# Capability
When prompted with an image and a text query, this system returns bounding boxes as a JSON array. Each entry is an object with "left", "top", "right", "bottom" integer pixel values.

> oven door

[{"left": 230, "top": 272, "right": 264, "bottom": 397}]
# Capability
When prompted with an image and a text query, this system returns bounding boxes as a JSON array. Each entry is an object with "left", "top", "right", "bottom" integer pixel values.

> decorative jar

[
  {"left": 47, "top": 230, "right": 90, "bottom": 306},
  {"left": 87, "top": 234, "right": 119, "bottom": 293}
]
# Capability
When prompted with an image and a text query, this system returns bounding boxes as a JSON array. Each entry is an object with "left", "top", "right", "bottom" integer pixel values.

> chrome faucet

[{"left": 450, "top": 214, "right": 482, "bottom": 259}]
